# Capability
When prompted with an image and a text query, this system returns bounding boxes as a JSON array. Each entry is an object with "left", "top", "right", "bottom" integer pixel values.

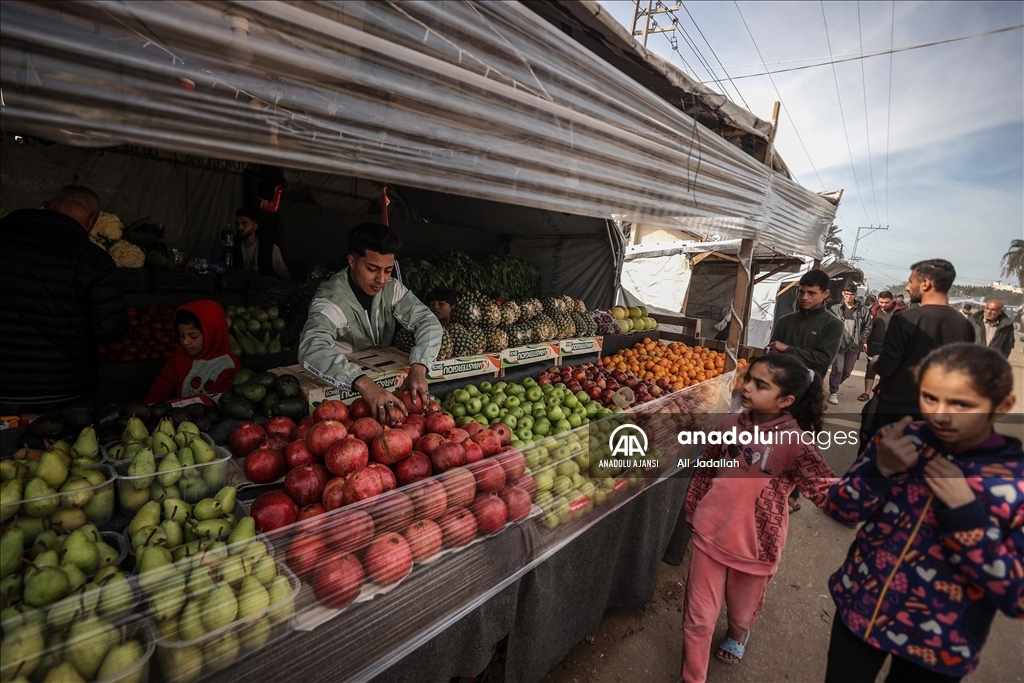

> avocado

[
  {"left": 273, "top": 398, "right": 307, "bottom": 420},
  {"left": 194, "top": 416, "right": 212, "bottom": 432},
  {"left": 27, "top": 415, "right": 64, "bottom": 438},
  {"left": 122, "top": 401, "right": 152, "bottom": 422},
  {"left": 204, "top": 405, "right": 222, "bottom": 425},
  {"left": 184, "top": 403, "right": 206, "bottom": 419},
  {"left": 254, "top": 372, "right": 278, "bottom": 390},
  {"left": 61, "top": 405, "right": 94, "bottom": 433},
  {"left": 95, "top": 404, "right": 123, "bottom": 430},
  {"left": 274, "top": 374, "right": 301, "bottom": 399},
  {"left": 168, "top": 408, "right": 190, "bottom": 426},
  {"left": 232, "top": 369, "right": 256, "bottom": 387},
  {"left": 237, "top": 383, "right": 267, "bottom": 404},
  {"left": 261, "top": 392, "right": 280, "bottom": 418},
  {"left": 150, "top": 402, "right": 172, "bottom": 419},
  {"left": 220, "top": 396, "right": 255, "bottom": 421}
]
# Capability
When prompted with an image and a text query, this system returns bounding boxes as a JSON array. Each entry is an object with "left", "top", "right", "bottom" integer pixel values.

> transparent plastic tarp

[{"left": 0, "top": 1, "right": 834, "bottom": 256}]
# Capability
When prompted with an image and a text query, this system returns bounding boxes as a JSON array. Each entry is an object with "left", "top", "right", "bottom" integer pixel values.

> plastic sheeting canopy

[{"left": 0, "top": 1, "right": 835, "bottom": 257}]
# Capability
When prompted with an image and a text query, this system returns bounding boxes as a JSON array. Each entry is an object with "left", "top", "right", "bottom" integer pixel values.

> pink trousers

[{"left": 680, "top": 546, "right": 773, "bottom": 683}]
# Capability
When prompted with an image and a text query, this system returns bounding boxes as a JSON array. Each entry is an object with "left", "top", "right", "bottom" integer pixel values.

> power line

[
  {"left": 732, "top": 1, "right": 827, "bottom": 192},
  {"left": 697, "top": 23, "right": 1023, "bottom": 81},
  {"left": 678, "top": 2, "right": 752, "bottom": 110},
  {"left": 857, "top": 2, "right": 881, "bottom": 224},
  {"left": 883, "top": 0, "right": 895, "bottom": 226},
  {"left": 821, "top": 0, "right": 872, "bottom": 224}
]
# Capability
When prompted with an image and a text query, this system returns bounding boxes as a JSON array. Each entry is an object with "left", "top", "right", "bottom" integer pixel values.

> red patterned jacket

[{"left": 684, "top": 411, "right": 839, "bottom": 575}]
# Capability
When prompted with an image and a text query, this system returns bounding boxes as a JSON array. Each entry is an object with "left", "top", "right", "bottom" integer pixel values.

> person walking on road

[
  {"left": 824, "top": 343, "right": 1023, "bottom": 683},
  {"left": 681, "top": 353, "right": 838, "bottom": 683},
  {"left": 969, "top": 300, "right": 1015, "bottom": 358},
  {"left": 859, "top": 291, "right": 896, "bottom": 401},
  {"left": 827, "top": 283, "right": 871, "bottom": 405},
  {"left": 860, "top": 259, "right": 974, "bottom": 449}
]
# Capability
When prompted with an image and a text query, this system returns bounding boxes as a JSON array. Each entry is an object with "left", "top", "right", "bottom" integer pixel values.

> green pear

[
  {"left": 95, "top": 571, "right": 134, "bottom": 618},
  {"left": 127, "top": 449, "right": 156, "bottom": 489},
  {"left": 36, "top": 451, "right": 68, "bottom": 489},
  {"left": 221, "top": 512, "right": 238, "bottom": 528},
  {"left": 65, "top": 613, "right": 118, "bottom": 679},
  {"left": 0, "top": 574, "right": 23, "bottom": 608},
  {"left": 203, "top": 631, "right": 240, "bottom": 671},
  {"left": 78, "top": 523, "right": 100, "bottom": 543},
  {"left": 97, "top": 640, "right": 144, "bottom": 683},
  {"left": 162, "top": 645, "right": 203, "bottom": 682},
  {"left": 150, "top": 482, "right": 181, "bottom": 503},
  {"left": 62, "top": 529, "right": 99, "bottom": 573},
  {"left": 178, "top": 600, "right": 207, "bottom": 642},
  {"left": 93, "top": 565, "right": 119, "bottom": 583},
  {"left": 82, "top": 488, "right": 115, "bottom": 523},
  {"left": 187, "top": 565, "right": 217, "bottom": 599},
  {"left": 152, "top": 432, "right": 177, "bottom": 456},
  {"left": 33, "top": 548, "right": 60, "bottom": 568},
  {"left": 25, "top": 460, "right": 39, "bottom": 476},
  {"left": 173, "top": 540, "right": 202, "bottom": 564},
  {"left": 22, "top": 479, "right": 59, "bottom": 518},
  {"left": 0, "top": 527, "right": 23, "bottom": 579},
  {"left": 43, "top": 661, "right": 86, "bottom": 683},
  {"left": 156, "top": 452, "right": 182, "bottom": 487},
  {"left": 0, "top": 621, "right": 45, "bottom": 680},
  {"left": 22, "top": 566, "right": 69, "bottom": 607},
  {"left": 251, "top": 555, "right": 277, "bottom": 588},
  {"left": 10, "top": 516, "right": 45, "bottom": 544},
  {"left": 150, "top": 584, "right": 186, "bottom": 622},
  {"left": 0, "top": 602, "right": 42, "bottom": 628},
  {"left": 158, "top": 616, "right": 180, "bottom": 641},
  {"left": 119, "top": 485, "right": 150, "bottom": 513},
  {"left": 58, "top": 477, "right": 94, "bottom": 509},
  {"left": 0, "top": 478, "right": 24, "bottom": 523},
  {"left": 30, "top": 530, "right": 58, "bottom": 560},
  {"left": 128, "top": 501, "right": 162, "bottom": 538},
  {"left": 123, "top": 443, "right": 144, "bottom": 461},
  {"left": 238, "top": 541, "right": 269, "bottom": 566},
  {"left": 122, "top": 417, "right": 148, "bottom": 445},
  {"left": 177, "top": 446, "right": 195, "bottom": 467},
  {"left": 162, "top": 520, "right": 184, "bottom": 549},
  {"left": 173, "top": 432, "right": 188, "bottom": 450},
  {"left": 267, "top": 574, "right": 295, "bottom": 624},
  {"left": 177, "top": 421, "right": 200, "bottom": 437},
  {"left": 240, "top": 618, "right": 273, "bottom": 650},
  {"left": 189, "top": 436, "right": 217, "bottom": 465},
  {"left": 194, "top": 519, "right": 230, "bottom": 542},
  {"left": 194, "top": 544, "right": 228, "bottom": 573},
  {"left": 71, "top": 468, "right": 106, "bottom": 487},
  {"left": 157, "top": 418, "right": 176, "bottom": 438},
  {"left": 236, "top": 575, "right": 270, "bottom": 618},
  {"left": 95, "top": 540, "right": 120, "bottom": 569},
  {"left": 49, "top": 440, "right": 71, "bottom": 455},
  {"left": 70, "top": 427, "right": 100, "bottom": 460},
  {"left": 216, "top": 556, "right": 248, "bottom": 588},
  {"left": 226, "top": 516, "right": 256, "bottom": 546},
  {"left": 49, "top": 507, "right": 87, "bottom": 532},
  {"left": 201, "top": 462, "right": 227, "bottom": 491},
  {"left": 202, "top": 583, "right": 238, "bottom": 631},
  {"left": 163, "top": 498, "right": 192, "bottom": 526},
  {"left": 136, "top": 545, "right": 175, "bottom": 593},
  {"left": 47, "top": 587, "right": 96, "bottom": 630},
  {"left": 107, "top": 443, "right": 127, "bottom": 460},
  {"left": 59, "top": 559, "right": 87, "bottom": 592},
  {"left": 131, "top": 525, "right": 167, "bottom": 552},
  {"left": 178, "top": 475, "right": 208, "bottom": 502},
  {"left": 0, "top": 459, "right": 20, "bottom": 481},
  {"left": 214, "top": 486, "right": 237, "bottom": 512}
]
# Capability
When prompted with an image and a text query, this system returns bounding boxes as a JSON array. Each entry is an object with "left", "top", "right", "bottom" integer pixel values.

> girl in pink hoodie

[{"left": 681, "top": 353, "right": 839, "bottom": 682}]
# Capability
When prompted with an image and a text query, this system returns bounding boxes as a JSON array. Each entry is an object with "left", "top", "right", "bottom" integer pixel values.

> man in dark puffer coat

[{"left": 1, "top": 185, "right": 128, "bottom": 412}]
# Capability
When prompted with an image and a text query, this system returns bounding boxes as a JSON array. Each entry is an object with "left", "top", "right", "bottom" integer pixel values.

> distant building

[{"left": 989, "top": 281, "right": 1024, "bottom": 294}]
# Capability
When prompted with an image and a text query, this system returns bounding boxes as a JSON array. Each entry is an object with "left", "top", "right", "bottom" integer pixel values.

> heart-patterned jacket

[{"left": 826, "top": 422, "right": 1023, "bottom": 677}]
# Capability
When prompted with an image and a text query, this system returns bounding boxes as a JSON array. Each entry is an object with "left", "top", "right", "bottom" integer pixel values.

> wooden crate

[
  {"left": 655, "top": 314, "right": 701, "bottom": 343},
  {"left": 345, "top": 347, "right": 410, "bottom": 375}
]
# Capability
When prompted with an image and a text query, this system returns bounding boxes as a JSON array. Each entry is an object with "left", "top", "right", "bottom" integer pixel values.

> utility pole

[
  {"left": 850, "top": 225, "right": 889, "bottom": 263},
  {"left": 631, "top": 0, "right": 681, "bottom": 47}
]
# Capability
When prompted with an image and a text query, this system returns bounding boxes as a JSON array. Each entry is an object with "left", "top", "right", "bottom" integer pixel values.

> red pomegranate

[
  {"left": 461, "top": 439, "right": 484, "bottom": 465},
  {"left": 470, "top": 492, "right": 508, "bottom": 535},
  {"left": 498, "top": 485, "right": 531, "bottom": 523},
  {"left": 322, "top": 477, "right": 347, "bottom": 511},
  {"left": 462, "top": 422, "right": 485, "bottom": 438},
  {"left": 415, "top": 433, "right": 445, "bottom": 455},
  {"left": 438, "top": 468, "right": 476, "bottom": 508},
  {"left": 491, "top": 423, "right": 512, "bottom": 447},
  {"left": 370, "top": 430, "right": 414, "bottom": 465},
  {"left": 367, "top": 463, "right": 397, "bottom": 492},
  {"left": 284, "top": 463, "right": 331, "bottom": 507},
  {"left": 467, "top": 459, "right": 506, "bottom": 494},
  {"left": 285, "top": 440, "right": 319, "bottom": 470},
  {"left": 348, "top": 417, "right": 384, "bottom": 445},
  {"left": 443, "top": 428, "right": 470, "bottom": 444},
  {"left": 394, "top": 452, "right": 432, "bottom": 486},
  {"left": 402, "top": 414, "right": 427, "bottom": 439},
  {"left": 429, "top": 441, "right": 466, "bottom": 473},
  {"left": 245, "top": 447, "right": 286, "bottom": 484},
  {"left": 437, "top": 506, "right": 478, "bottom": 548},
  {"left": 471, "top": 429, "right": 502, "bottom": 457},
  {"left": 369, "top": 491, "right": 415, "bottom": 534},
  {"left": 286, "top": 532, "right": 330, "bottom": 580},
  {"left": 323, "top": 509, "right": 375, "bottom": 553},
  {"left": 405, "top": 478, "right": 448, "bottom": 521},
  {"left": 403, "top": 520, "right": 443, "bottom": 562},
  {"left": 494, "top": 448, "right": 527, "bottom": 479},
  {"left": 349, "top": 398, "right": 371, "bottom": 420},
  {"left": 363, "top": 533, "right": 413, "bottom": 585},
  {"left": 250, "top": 490, "right": 298, "bottom": 532},
  {"left": 324, "top": 437, "right": 369, "bottom": 478},
  {"left": 425, "top": 412, "right": 455, "bottom": 435},
  {"left": 312, "top": 400, "right": 349, "bottom": 423},
  {"left": 265, "top": 416, "right": 297, "bottom": 440},
  {"left": 307, "top": 420, "right": 348, "bottom": 457},
  {"left": 313, "top": 552, "right": 364, "bottom": 609},
  {"left": 228, "top": 423, "right": 266, "bottom": 458},
  {"left": 343, "top": 467, "right": 384, "bottom": 505}
]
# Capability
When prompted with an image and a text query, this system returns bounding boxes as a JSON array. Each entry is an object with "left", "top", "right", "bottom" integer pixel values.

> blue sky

[{"left": 597, "top": 1, "right": 1023, "bottom": 289}]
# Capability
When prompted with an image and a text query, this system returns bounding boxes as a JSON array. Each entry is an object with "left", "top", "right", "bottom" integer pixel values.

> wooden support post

[
  {"left": 812, "top": 259, "right": 822, "bottom": 269},
  {"left": 763, "top": 101, "right": 781, "bottom": 167},
  {"left": 724, "top": 238, "right": 755, "bottom": 373}
]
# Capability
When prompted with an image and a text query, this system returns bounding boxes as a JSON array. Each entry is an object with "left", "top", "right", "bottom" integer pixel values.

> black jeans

[{"left": 825, "top": 618, "right": 963, "bottom": 683}]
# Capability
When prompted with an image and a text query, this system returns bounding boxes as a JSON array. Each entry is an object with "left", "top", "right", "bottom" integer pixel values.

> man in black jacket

[
  {"left": 969, "top": 300, "right": 1015, "bottom": 358},
  {"left": 0, "top": 186, "right": 129, "bottom": 412},
  {"left": 860, "top": 259, "right": 974, "bottom": 449}
]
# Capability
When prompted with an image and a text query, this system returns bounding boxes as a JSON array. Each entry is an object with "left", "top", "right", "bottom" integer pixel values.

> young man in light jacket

[{"left": 299, "top": 223, "right": 443, "bottom": 425}]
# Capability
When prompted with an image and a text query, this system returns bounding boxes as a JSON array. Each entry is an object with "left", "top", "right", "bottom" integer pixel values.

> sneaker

[{"left": 828, "top": 393, "right": 839, "bottom": 405}]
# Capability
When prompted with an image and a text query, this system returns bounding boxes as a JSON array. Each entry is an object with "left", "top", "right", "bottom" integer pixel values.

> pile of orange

[{"left": 600, "top": 339, "right": 736, "bottom": 390}]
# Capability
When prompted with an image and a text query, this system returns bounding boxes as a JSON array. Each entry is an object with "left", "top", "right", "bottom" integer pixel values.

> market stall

[{"left": 0, "top": 2, "right": 837, "bottom": 682}]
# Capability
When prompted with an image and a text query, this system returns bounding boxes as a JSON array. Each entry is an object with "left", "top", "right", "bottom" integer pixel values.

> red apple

[
  {"left": 403, "top": 520, "right": 443, "bottom": 562},
  {"left": 324, "top": 437, "right": 370, "bottom": 478},
  {"left": 371, "top": 430, "right": 414, "bottom": 465},
  {"left": 443, "top": 428, "right": 470, "bottom": 444},
  {"left": 349, "top": 417, "right": 384, "bottom": 445},
  {"left": 470, "top": 492, "right": 508, "bottom": 534},
  {"left": 285, "top": 463, "right": 331, "bottom": 507},
  {"left": 491, "top": 423, "right": 513, "bottom": 447},
  {"left": 228, "top": 423, "right": 266, "bottom": 458},
  {"left": 415, "top": 433, "right": 446, "bottom": 455},
  {"left": 349, "top": 398, "right": 371, "bottom": 420},
  {"left": 313, "top": 399, "right": 349, "bottom": 423},
  {"left": 498, "top": 485, "right": 531, "bottom": 522},
  {"left": 438, "top": 467, "right": 476, "bottom": 508},
  {"left": 250, "top": 490, "right": 298, "bottom": 532},
  {"left": 430, "top": 441, "right": 466, "bottom": 473},
  {"left": 343, "top": 467, "right": 384, "bottom": 505},
  {"left": 364, "top": 532, "right": 413, "bottom": 585},
  {"left": 285, "top": 440, "right": 319, "bottom": 470},
  {"left": 245, "top": 447, "right": 286, "bottom": 484},
  {"left": 467, "top": 459, "right": 506, "bottom": 494},
  {"left": 437, "top": 506, "right": 478, "bottom": 548},
  {"left": 462, "top": 422, "right": 485, "bottom": 438},
  {"left": 369, "top": 491, "right": 415, "bottom": 534},
  {"left": 367, "top": 463, "right": 397, "bottom": 492},
  {"left": 286, "top": 532, "right": 330, "bottom": 580},
  {"left": 509, "top": 473, "right": 537, "bottom": 497},
  {"left": 323, "top": 509, "right": 375, "bottom": 553},
  {"left": 405, "top": 478, "right": 448, "bottom": 520},
  {"left": 471, "top": 429, "right": 502, "bottom": 457},
  {"left": 265, "top": 416, "right": 297, "bottom": 440},
  {"left": 494, "top": 448, "right": 527, "bottom": 479},
  {"left": 394, "top": 452, "right": 432, "bottom": 486},
  {"left": 322, "top": 477, "right": 347, "bottom": 511},
  {"left": 297, "top": 503, "right": 327, "bottom": 522},
  {"left": 307, "top": 420, "right": 349, "bottom": 457},
  {"left": 425, "top": 412, "right": 455, "bottom": 435},
  {"left": 313, "top": 552, "right": 364, "bottom": 609}
]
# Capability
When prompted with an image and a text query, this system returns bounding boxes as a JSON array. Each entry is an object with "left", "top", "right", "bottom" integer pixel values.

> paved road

[{"left": 545, "top": 343, "right": 1024, "bottom": 683}]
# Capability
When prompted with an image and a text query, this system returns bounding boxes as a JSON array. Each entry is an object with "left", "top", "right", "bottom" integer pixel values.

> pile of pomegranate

[{"left": 228, "top": 393, "right": 533, "bottom": 609}]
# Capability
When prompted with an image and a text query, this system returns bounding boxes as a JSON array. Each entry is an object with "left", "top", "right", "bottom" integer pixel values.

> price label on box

[
  {"left": 428, "top": 355, "right": 501, "bottom": 382},
  {"left": 500, "top": 343, "right": 559, "bottom": 368},
  {"left": 559, "top": 337, "right": 603, "bottom": 356}
]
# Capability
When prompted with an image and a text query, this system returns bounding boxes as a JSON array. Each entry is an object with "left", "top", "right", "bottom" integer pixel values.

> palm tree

[
  {"left": 823, "top": 224, "right": 844, "bottom": 261},
  {"left": 1001, "top": 239, "right": 1024, "bottom": 287}
]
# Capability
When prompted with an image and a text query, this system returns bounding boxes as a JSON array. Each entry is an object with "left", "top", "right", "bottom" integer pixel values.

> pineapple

[
  {"left": 451, "top": 295, "right": 483, "bottom": 326},
  {"left": 553, "top": 312, "right": 576, "bottom": 339},
  {"left": 541, "top": 297, "right": 564, "bottom": 316},
  {"left": 571, "top": 311, "right": 596, "bottom": 337},
  {"left": 393, "top": 327, "right": 415, "bottom": 353},
  {"left": 520, "top": 298, "right": 542, "bottom": 320},
  {"left": 574, "top": 299, "right": 587, "bottom": 315},
  {"left": 501, "top": 301, "right": 520, "bottom": 326},
  {"left": 485, "top": 328, "right": 509, "bottom": 353},
  {"left": 483, "top": 301, "right": 502, "bottom": 327},
  {"left": 560, "top": 295, "right": 576, "bottom": 314},
  {"left": 466, "top": 325, "right": 488, "bottom": 354},
  {"left": 448, "top": 323, "right": 475, "bottom": 357},
  {"left": 438, "top": 329, "right": 454, "bottom": 360},
  {"left": 505, "top": 323, "right": 533, "bottom": 347},
  {"left": 532, "top": 314, "right": 557, "bottom": 342}
]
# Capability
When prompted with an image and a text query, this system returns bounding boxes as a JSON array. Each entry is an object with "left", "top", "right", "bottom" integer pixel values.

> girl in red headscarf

[{"left": 146, "top": 300, "right": 241, "bottom": 403}]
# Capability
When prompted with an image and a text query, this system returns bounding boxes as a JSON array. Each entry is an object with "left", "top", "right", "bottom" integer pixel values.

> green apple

[
  {"left": 522, "top": 378, "right": 537, "bottom": 388},
  {"left": 517, "top": 427, "right": 534, "bottom": 443},
  {"left": 483, "top": 403, "right": 500, "bottom": 420},
  {"left": 546, "top": 407, "right": 564, "bottom": 422},
  {"left": 478, "top": 395, "right": 490, "bottom": 406},
  {"left": 494, "top": 381, "right": 508, "bottom": 393},
  {"left": 575, "top": 390, "right": 589, "bottom": 403},
  {"left": 526, "top": 387, "right": 543, "bottom": 402},
  {"left": 556, "top": 460, "right": 575, "bottom": 477},
  {"left": 475, "top": 415, "right": 489, "bottom": 426},
  {"left": 520, "top": 401, "right": 533, "bottom": 414},
  {"left": 533, "top": 418, "right": 551, "bottom": 436},
  {"left": 500, "top": 415, "right": 518, "bottom": 429},
  {"left": 562, "top": 394, "right": 579, "bottom": 409},
  {"left": 509, "top": 407, "right": 524, "bottom": 420},
  {"left": 511, "top": 439, "right": 525, "bottom": 448},
  {"left": 505, "top": 396, "right": 520, "bottom": 409},
  {"left": 534, "top": 490, "right": 553, "bottom": 507},
  {"left": 519, "top": 416, "right": 534, "bottom": 431},
  {"left": 524, "top": 448, "right": 541, "bottom": 468},
  {"left": 533, "top": 471, "right": 554, "bottom": 492},
  {"left": 479, "top": 381, "right": 493, "bottom": 394},
  {"left": 453, "top": 390, "right": 470, "bottom": 404},
  {"left": 491, "top": 394, "right": 506, "bottom": 408},
  {"left": 532, "top": 408, "right": 547, "bottom": 421},
  {"left": 466, "top": 385, "right": 480, "bottom": 397},
  {"left": 568, "top": 414, "right": 583, "bottom": 428},
  {"left": 452, "top": 404, "right": 467, "bottom": 418},
  {"left": 456, "top": 416, "right": 475, "bottom": 427},
  {"left": 554, "top": 383, "right": 567, "bottom": 392},
  {"left": 466, "top": 398, "right": 482, "bottom": 415},
  {"left": 552, "top": 476, "right": 572, "bottom": 496},
  {"left": 555, "top": 419, "right": 572, "bottom": 432},
  {"left": 541, "top": 384, "right": 554, "bottom": 396}
]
